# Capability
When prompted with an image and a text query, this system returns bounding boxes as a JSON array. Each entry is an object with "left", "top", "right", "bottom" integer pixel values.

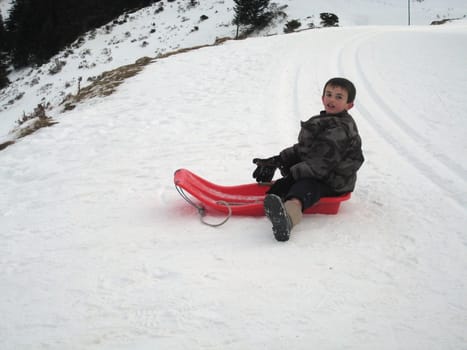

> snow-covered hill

[
  {"left": 1, "top": 0, "right": 466, "bottom": 144},
  {"left": 1, "top": 1, "right": 467, "bottom": 349}
]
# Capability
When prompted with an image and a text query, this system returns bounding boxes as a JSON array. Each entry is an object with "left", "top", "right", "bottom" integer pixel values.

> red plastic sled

[{"left": 174, "top": 168, "right": 350, "bottom": 216}]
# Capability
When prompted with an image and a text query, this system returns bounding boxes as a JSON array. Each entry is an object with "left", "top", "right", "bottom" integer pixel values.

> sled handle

[
  {"left": 175, "top": 185, "right": 232, "bottom": 227},
  {"left": 201, "top": 200, "right": 232, "bottom": 227}
]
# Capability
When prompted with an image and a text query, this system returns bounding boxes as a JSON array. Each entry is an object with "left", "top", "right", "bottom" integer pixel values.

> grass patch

[
  {"left": 0, "top": 140, "right": 15, "bottom": 151},
  {"left": 0, "top": 104, "right": 58, "bottom": 151},
  {"left": 60, "top": 56, "right": 155, "bottom": 111}
]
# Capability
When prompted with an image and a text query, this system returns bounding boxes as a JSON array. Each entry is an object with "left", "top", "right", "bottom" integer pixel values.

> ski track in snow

[{"left": 336, "top": 27, "right": 466, "bottom": 207}]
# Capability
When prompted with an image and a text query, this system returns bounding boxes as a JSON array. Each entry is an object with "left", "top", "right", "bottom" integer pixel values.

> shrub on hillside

[
  {"left": 320, "top": 13, "right": 339, "bottom": 27},
  {"left": 15, "top": 104, "right": 58, "bottom": 139},
  {"left": 48, "top": 59, "right": 66, "bottom": 75},
  {"left": 284, "top": 19, "right": 301, "bottom": 33}
]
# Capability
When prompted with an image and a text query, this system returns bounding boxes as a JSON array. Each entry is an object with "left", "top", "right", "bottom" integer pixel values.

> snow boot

[
  {"left": 264, "top": 194, "right": 292, "bottom": 242},
  {"left": 284, "top": 199, "right": 303, "bottom": 227}
]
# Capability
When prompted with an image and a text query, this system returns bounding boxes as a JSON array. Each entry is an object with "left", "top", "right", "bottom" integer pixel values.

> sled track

[{"left": 337, "top": 29, "right": 466, "bottom": 207}]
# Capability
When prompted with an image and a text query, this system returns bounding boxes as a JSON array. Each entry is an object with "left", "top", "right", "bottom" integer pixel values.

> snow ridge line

[{"left": 337, "top": 29, "right": 466, "bottom": 207}]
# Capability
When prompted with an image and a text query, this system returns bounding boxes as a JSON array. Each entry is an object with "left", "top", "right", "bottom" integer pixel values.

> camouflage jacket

[{"left": 279, "top": 110, "right": 364, "bottom": 193}]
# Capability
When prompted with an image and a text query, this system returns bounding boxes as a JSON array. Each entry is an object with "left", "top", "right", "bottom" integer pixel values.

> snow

[
  {"left": 1, "top": 1, "right": 467, "bottom": 349},
  {"left": 1, "top": 0, "right": 467, "bottom": 141}
]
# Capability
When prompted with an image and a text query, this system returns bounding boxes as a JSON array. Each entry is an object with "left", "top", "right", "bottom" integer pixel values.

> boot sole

[{"left": 264, "top": 194, "right": 291, "bottom": 242}]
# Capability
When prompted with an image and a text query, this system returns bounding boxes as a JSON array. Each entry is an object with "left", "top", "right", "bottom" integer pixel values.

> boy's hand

[{"left": 252, "top": 156, "right": 282, "bottom": 183}]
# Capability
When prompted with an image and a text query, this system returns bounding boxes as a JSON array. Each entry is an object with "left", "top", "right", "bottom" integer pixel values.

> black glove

[
  {"left": 252, "top": 156, "right": 282, "bottom": 183},
  {"left": 267, "top": 175, "right": 295, "bottom": 198}
]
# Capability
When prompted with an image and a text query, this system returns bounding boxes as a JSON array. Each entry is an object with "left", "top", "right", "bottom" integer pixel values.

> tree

[
  {"left": 0, "top": 12, "right": 10, "bottom": 89},
  {"left": 5, "top": 0, "right": 155, "bottom": 68},
  {"left": 0, "top": 12, "right": 6, "bottom": 50},
  {"left": 233, "top": 0, "right": 271, "bottom": 38}
]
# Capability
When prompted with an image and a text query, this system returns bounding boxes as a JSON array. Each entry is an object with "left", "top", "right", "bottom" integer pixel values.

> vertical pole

[{"left": 408, "top": 0, "right": 411, "bottom": 26}]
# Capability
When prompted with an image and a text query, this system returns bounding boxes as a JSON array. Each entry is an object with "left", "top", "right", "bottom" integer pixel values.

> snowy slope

[
  {"left": 1, "top": 0, "right": 467, "bottom": 142},
  {"left": 1, "top": 1, "right": 467, "bottom": 350}
]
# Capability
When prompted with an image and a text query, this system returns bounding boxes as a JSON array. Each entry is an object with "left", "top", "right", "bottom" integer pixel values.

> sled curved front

[{"left": 174, "top": 168, "right": 350, "bottom": 216}]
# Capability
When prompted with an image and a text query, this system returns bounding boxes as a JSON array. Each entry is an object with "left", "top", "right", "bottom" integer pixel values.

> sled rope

[{"left": 175, "top": 185, "right": 232, "bottom": 227}]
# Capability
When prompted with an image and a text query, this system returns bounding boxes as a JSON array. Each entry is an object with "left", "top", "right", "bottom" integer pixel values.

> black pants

[{"left": 269, "top": 178, "right": 341, "bottom": 210}]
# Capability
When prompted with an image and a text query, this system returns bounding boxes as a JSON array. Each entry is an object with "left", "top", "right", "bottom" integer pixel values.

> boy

[{"left": 252, "top": 77, "right": 364, "bottom": 242}]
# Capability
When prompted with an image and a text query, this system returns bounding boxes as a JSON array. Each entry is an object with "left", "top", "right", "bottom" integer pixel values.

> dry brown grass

[
  {"left": 60, "top": 56, "right": 156, "bottom": 111},
  {"left": 0, "top": 140, "right": 15, "bottom": 151},
  {"left": 16, "top": 116, "right": 58, "bottom": 139},
  {"left": 0, "top": 104, "right": 58, "bottom": 151},
  {"left": 431, "top": 15, "right": 466, "bottom": 25}
]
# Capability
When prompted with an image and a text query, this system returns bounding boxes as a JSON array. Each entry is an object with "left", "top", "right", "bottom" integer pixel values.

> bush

[
  {"left": 48, "top": 59, "right": 66, "bottom": 75},
  {"left": 155, "top": 4, "right": 164, "bottom": 14},
  {"left": 284, "top": 19, "right": 301, "bottom": 33},
  {"left": 15, "top": 104, "right": 58, "bottom": 139},
  {"left": 320, "top": 13, "right": 339, "bottom": 27}
]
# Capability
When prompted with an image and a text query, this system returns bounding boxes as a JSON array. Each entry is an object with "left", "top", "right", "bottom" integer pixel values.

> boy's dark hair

[{"left": 323, "top": 77, "right": 356, "bottom": 103}]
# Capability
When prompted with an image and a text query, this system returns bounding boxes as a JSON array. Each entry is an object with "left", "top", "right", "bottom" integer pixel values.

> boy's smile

[{"left": 322, "top": 85, "right": 354, "bottom": 114}]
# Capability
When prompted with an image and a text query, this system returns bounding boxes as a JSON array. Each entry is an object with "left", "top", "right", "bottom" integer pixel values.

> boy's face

[{"left": 322, "top": 84, "right": 354, "bottom": 114}]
